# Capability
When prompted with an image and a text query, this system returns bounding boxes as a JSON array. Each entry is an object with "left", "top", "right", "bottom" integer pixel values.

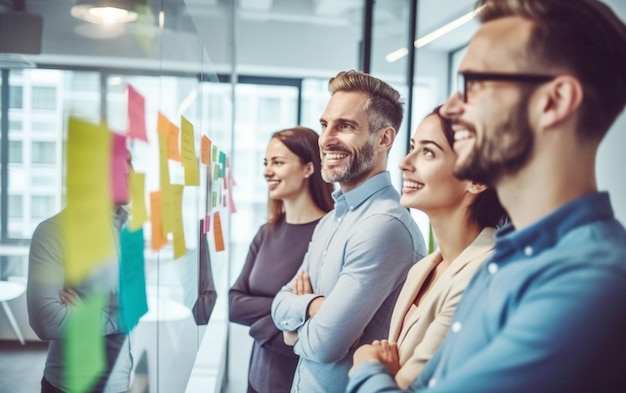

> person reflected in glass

[
  {"left": 229, "top": 127, "right": 334, "bottom": 393},
  {"left": 349, "top": 106, "right": 507, "bottom": 389},
  {"left": 27, "top": 153, "right": 133, "bottom": 393}
]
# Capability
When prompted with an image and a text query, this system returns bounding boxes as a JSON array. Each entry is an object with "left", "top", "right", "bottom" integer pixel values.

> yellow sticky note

[
  {"left": 63, "top": 117, "right": 114, "bottom": 285},
  {"left": 150, "top": 191, "right": 167, "bottom": 251},
  {"left": 158, "top": 133, "right": 171, "bottom": 190},
  {"left": 184, "top": 157, "right": 200, "bottom": 186},
  {"left": 171, "top": 185, "right": 187, "bottom": 259},
  {"left": 180, "top": 116, "right": 197, "bottom": 169},
  {"left": 201, "top": 135, "right": 212, "bottom": 165},
  {"left": 129, "top": 170, "right": 149, "bottom": 230}
]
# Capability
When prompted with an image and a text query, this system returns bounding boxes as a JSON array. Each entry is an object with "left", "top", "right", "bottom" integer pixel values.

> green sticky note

[
  {"left": 218, "top": 151, "right": 226, "bottom": 178},
  {"left": 65, "top": 294, "right": 106, "bottom": 393}
]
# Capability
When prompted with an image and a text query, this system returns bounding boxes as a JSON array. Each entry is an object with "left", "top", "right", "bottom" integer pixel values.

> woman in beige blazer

[{"left": 351, "top": 106, "right": 508, "bottom": 389}]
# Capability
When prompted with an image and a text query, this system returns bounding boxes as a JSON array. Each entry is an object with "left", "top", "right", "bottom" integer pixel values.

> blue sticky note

[{"left": 119, "top": 227, "right": 148, "bottom": 333}]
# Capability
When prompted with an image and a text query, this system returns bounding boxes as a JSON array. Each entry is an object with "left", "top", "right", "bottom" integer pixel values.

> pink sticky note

[
  {"left": 127, "top": 84, "right": 148, "bottom": 142},
  {"left": 203, "top": 214, "right": 211, "bottom": 234},
  {"left": 111, "top": 133, "right": 129, "bottom": 205}
]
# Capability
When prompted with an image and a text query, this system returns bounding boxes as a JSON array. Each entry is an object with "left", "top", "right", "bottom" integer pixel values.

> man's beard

[
  {"left": 454, "top": 94, "right": 534, "bottom": 187},
  {"left": 322, "top": 134, "right": 376, "bottom": 187}
]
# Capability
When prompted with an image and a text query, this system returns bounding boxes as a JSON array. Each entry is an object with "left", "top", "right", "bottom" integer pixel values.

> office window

[
  {"left": 9, "top": 119, "right": 22, "bottom": 131},
  {"left": 31, "top": 120, "right": 58, "bottom": 135},
  {"left": 32, "top": 141, "right": 56, "bottom": 164},
  {"left": 8, "top": 141, "right": 23, "bottom": 163},
  {"left": 31, "top": 172, "right": 57, "bottom": 188},
  {"left": 32, "top": 86, "right": 57, "bottom": 110},
  {"left": 32, "top": 195, "right": 56, "bottom": 220},
  {"left": 9, "top": 86, "right": 23, "bottom": 109},
  {"left": 258, "top": 97, "right": 281, "bottom": 123},
  {"left": 8, "top": 195, "right": 23, "bottom": 219}
]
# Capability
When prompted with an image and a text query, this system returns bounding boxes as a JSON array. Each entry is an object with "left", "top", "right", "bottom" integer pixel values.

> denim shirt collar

[
  {"left": 333, "top": 171, "right": 393, "bottom": 218},
  {"left": 493, "top": 192, "right": 614, "bottom": 264}
]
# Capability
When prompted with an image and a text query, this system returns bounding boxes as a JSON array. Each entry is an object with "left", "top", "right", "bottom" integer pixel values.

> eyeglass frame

[{"left": 457, "top": 71, "right": 557, "bottom": 103}]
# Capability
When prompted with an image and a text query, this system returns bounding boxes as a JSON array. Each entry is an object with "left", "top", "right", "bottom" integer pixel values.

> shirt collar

[
  {"left": 332, "top": 171, "right": 392, "bottom": 217},
  {"left": 493, "top": 191, "right": 614, "bottom": 263}
]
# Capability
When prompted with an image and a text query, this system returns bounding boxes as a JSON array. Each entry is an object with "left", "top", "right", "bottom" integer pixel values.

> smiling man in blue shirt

[
  {"left": 347, "top": 1, "right": 626, "bottom": 392},
  {"left": 271, "top": 70, "right": 426, "bottom": 393}
]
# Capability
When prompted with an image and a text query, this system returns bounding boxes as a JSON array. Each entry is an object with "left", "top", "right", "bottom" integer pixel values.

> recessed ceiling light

[{"left": 71, "top": 0, "right": 138, "bottom": 25}]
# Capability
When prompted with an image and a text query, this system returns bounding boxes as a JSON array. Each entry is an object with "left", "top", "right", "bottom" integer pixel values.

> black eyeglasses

[{"left": 457, "top": 71, "right": 557, "bottom": 102}]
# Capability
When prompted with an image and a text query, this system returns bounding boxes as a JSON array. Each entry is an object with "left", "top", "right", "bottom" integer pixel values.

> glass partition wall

[{"left": 0, "top": 1, "right": 231, "bottom": 393}]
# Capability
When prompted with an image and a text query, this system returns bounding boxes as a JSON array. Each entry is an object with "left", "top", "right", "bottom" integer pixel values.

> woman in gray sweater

[{"left": 229, "top": 126, "right": 334, "bottom": 393}]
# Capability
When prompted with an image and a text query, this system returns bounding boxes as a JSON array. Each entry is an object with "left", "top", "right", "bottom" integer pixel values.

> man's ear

[
  {"left": 467, "top": 181, "right": 487, "bottom": 195},
  {"left": 379, "top": 126, "right": 396, "bottom": 150},
  {"left": 537, "top": 75, "right": 583, "bottom": 130}
]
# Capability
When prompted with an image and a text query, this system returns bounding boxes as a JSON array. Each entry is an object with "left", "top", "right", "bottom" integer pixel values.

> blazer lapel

[{"left": 389, "top": 251, "right": 442, "bottom": 343}]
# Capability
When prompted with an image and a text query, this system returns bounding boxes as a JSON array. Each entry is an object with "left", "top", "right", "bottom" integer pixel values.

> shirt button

[
  {"left": 451, "top": 321, "right": 462, "bottom": 333},
  {"left": 488, "top": 263, "right": 498, "bottom": 274},
  {"left": 524, "top": 246, "right": 533, "bottom": 256},
  {"left": 428, "top": 378, "right": 437, "bottom": 387},
  {"left": 349, "top": 206, "right": 354, "bottom": 210}
]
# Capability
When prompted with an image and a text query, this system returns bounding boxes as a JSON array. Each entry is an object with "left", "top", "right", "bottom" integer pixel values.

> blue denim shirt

[
  {"left": 347, "top": 192, "right": 626, "bottom": 393},
  {"left": 272, "top": 171, "right": 427, "bottom": 393}
]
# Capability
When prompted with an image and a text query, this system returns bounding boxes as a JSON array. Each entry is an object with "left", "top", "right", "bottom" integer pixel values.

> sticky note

[
  {"left": 213, "top": 211, "right": 225, "bottom": 252},
  {"left": 180, "top": 116, "right": 196, "bottom": 169},
  {"left": 149, "top": 191, "right": 167, "bottom": 251},
  {"left": 157, "top": 112, "right": 180, "bottom": 161},
  {"left": 111, "top": 133, "right": 129, "bottom": 205},
  {"left": 63, "top": 117, "right": 114, "bottom": 285},
  {"left": 65, "top": 294, "right": 106, "bottom": 393},
  {"left": 201, "top": 135, "right": 212, "bottom": 165},
  {"left": 127, "top": 84, "right": 148, "bottom": 142},
  {"left": 171, "top": 185, "right": 187, "bottom": 259},
  {"left": 184, "top": 158, "right": 200, "bottom": 186},
  {"left": 119, "top": 227, "right": 148, "bottom": 332},
  {"left": 129, "top": 171, "right": 149, "bottom": 231}
]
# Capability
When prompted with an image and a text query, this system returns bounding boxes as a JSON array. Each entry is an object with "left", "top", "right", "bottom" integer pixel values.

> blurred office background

[{"left": 0, "top": 1, "right": 624, "bottom": 392}]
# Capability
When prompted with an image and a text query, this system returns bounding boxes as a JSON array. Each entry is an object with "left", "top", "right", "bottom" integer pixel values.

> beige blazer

[{"left": 388, "top": 227, "right": 496, "bottom": 389}]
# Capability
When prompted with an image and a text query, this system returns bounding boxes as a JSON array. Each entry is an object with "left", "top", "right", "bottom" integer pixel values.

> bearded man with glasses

[{"left": 347, "top": 0, "right": 626, "bottom": 392}]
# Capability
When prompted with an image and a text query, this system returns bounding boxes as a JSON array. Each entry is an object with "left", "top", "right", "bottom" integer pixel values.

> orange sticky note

[
  {"left": 150, "top": 191, "right": 167, "bottom": 251},
  {"left": 213, "top": 212, "right": 225, "bottom": 252},
  {"left": 157, "top": 112, "right": 170, "bottom": 137},
  {"left": 157, "top": 112, "right": 180, "bottom": 161},
  {"left": 201, "top": 135, "right": 212, "bottom": 165}
]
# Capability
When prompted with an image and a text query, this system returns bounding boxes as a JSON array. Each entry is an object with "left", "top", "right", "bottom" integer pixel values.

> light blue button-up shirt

[
  {"left": 272, "top": 171, "right": 427, "bottom": 393},
  {"left": 347, "top": 192, "right": 626, "bottom": 393}
]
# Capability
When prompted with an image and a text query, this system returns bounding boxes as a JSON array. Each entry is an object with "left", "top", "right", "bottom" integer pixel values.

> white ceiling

[{"left": 1, "top": 0, "right": 477, "bottom": 76}]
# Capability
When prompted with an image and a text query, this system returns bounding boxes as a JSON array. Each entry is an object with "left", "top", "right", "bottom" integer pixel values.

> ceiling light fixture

[
  {"left": 385, "top": 5, "right": 485, "bottom": 63},
  {"left": 71, "top": 0, "right": 138, "bottom": 25}
]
